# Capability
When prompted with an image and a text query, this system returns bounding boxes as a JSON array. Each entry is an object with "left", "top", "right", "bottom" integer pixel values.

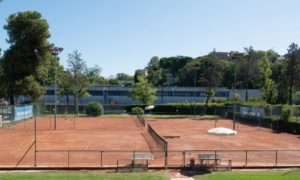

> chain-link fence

[
  {"left": 32, "top": 149, "right": 300, "bottom": 168},
  {"left": 0, "top": 103, "right": 44, "bottom": 130}
]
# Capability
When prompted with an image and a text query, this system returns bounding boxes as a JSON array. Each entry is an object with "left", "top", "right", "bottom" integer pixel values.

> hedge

[
  {"left": 228, "top": 112, "right": 300, "bottom": 134},
  {"left": 125, "top": 103, "right": 224, "bottom": 115}
]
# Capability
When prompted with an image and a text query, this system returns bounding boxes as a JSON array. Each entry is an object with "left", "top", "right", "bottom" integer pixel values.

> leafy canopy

[
  {"left": 129, "top": 76, "right": 157, "bottom": 104},
  {"left": 2, "top": 11, "right": 52, "bottom": 104}
]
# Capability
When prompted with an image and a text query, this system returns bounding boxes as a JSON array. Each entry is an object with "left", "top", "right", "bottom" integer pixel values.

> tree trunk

[
  {"left": 201, "top": 87, "right": 211, "bottom": 116},
  {"left": 9, "top": 94, "right": 14, "bottom": 105},
  {"left": 245, "top": 61, "right": 249, "bottom": 101},
  {"left": 66, "top": 94, "right": 69, "bottom": 105}
]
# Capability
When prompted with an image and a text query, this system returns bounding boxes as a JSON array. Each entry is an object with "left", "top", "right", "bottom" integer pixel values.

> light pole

[
  {"left": 191, "top": 67, "right": 200, "bottom": 117},
  {"left": 228, "top": 51, "right": 243, "bottom": 130},
  {"left": 49, "top": 47, "right": 63, "bottom": 130}
]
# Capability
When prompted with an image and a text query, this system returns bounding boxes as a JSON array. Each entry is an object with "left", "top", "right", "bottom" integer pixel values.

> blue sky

[{"left": 0, "top": 0, "right": 299, "bottom": 77}]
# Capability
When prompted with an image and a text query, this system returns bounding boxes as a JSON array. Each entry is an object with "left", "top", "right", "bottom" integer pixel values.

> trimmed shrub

[
  {"left": 281, "top": 106, "right": 292, "bottom": 122},
  {"left": 85, "top": 101, "right": 104, "bottom": 116},
  {"left": 132, "top": 107, "right": 144, "bottom": 115}
]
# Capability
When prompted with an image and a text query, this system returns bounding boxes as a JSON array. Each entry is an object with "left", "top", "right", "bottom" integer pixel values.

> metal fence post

[
  {"left": 101, "top": 151, "right": 103, "bottom": 166},
  {"left": 245, "top": 150, "right": 247, "bottom": 166},
  {"left": 50, "top": 105, "right": 52, "bottom": 129},
  {"left": 275, "top": 150, "right": 278, "bottom": 165},
  {"left": 34, "top": 118, "right": 37, "bottom": 167},
  {"left": 24, "top": 105, "right": 25, "bottom": 129},
  {"left": 183, "top": 151, "right": 186, "bottom": 167},
  {"left": 68, "top": 151, "right": 70, "bottom": 167},
  {"left": 1, "top": 106, "right": 2, "bottom": 129},
  {"left": 165, "top": 150, "right": 167, "bottom": 167}
]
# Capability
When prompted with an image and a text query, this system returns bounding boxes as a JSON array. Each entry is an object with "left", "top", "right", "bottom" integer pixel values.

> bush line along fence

[{"left": 126, "top": 104, "right": 300, "bottom": 134}]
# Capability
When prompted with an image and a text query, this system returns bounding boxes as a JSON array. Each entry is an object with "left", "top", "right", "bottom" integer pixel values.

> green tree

[
  {"left": 108, "top": 79, "right": 121, "bottom": 85},
  {"left": 85, "top": 65, "right": 102, "bottom": 84},
  {"left": 146, "top": 56, "right": 162, "bottom": 86},
  {"left": 67, "top": 50, "right": 87, "bottom": 115},
  {"left": 94, "top": 76, "right": 108, "bottom": 84},
  {"left": 198, "top": 50, "right": 223, "bottom": 115},
  {"left": 178, "top": 61, "right": 201, "bottom": 87},
  {"left": 129, "top": 76, "right": 157, "bottom": 104},
  {"left": 123, "top": 81, "right": 134, "bottom": 86},
  {"left": 219, "top": 60, "right": 235, "bottom": 89},
  {"left": 270, "top": 61, "right": 284, "bottom": 83},
  {"left": 2, "top": 11, "right": 52, "bottom": 104},
  {"left": 237, "top": 46, "right": 261, "bottom": 101},
  {"left": 159, "top": 56, "right": 194, "bottom": 86},
  {"left": 234, "top": 93, "right": 241, "bottom": 101},
  {"left": 281, "top": 43, "right": 300, "bottom": 105},
  {"left": 266, "top": 49, "right": 279, "bottom": 62},
  {"left": 254, "top": 50, "right": 267, "bottom": 60},
  {"left": 258, "top": 56, "right": 276, "bottom": 104},
  {"left": 39, "top": 56, "right": 64, "bottom": 86},
  {"left": 116, "top": 73, "right": 133, "bottom": 81},
  {"left": 57, "top": 71, "right": 73, "bottom": 105},
  {"left": 0, "top": 49, "right": 5, "bottom": 98},
  {"left": 258, "top": 56, "right": 272, "bottom": 87},
  {"left": 134, "top": 70, "right": 143, "bottom": 83},
  {"left": 261, "top": 79, "right": 277, "bottom": 104},
  {"left": 132, "top": 107, "right": 144, "bottom": 115}
]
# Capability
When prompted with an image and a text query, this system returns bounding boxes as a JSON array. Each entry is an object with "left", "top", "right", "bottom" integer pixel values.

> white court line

[
  {"left": 11, "top": 133, "right": 49, "bottom": 154},
  {"left": 85, "top": 135, "right": 95, "bottom": 150},
  {"left": 100, "top": 119, "right": 105, "bottom": 126},
  {"left": 60, "top": 121, "right": 71, "bottom": 127}
]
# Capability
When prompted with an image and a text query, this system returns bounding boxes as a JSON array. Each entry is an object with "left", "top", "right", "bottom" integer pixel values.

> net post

[
  {"left": 183, "top": 151, "right": 186, "bottom": 167},
  {"left": 101, "top": 151, "right": 103, "bottom": 166},
  {"left": 166, "top": 142, "right": 168, "bottom": 166},
  {"left": 275, "top": 150, "right": 278, "bottom": 165},
  {"left": 245, "top": 150, "right": 247, "bottom": 166},
  {"left": 34, "top": 118, "right": 37, "bottom": 167},
  {"left": 68, "top": 151, "right": 70, "bottom": 167},
  {"left": 133, "top": 151, "right": 135, "bottom": 166}
]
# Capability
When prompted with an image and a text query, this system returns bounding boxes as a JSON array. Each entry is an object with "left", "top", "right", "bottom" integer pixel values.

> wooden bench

[
  {"left": 117, "top": 159, "right": 148, "bottom": 172},
  {"left": 121, "top": 113, "right": 129, "bottom": 117},
  {"left": 199, "top": 158, "right": 232, "bottom": 171},
  {"left": 196, "top": 154, "right": 231, "bottom": 171},
  {"left": 132, "top": 154, "right": 155, "bottom": 165}
]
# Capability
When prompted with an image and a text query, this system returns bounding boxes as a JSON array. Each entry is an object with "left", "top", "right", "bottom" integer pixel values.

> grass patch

[
  {"left": 0, "top": 172, "right": 170, "bottom": 180},
  {"left": 193, "top": 170, "right": 300, "bottom": 180}
]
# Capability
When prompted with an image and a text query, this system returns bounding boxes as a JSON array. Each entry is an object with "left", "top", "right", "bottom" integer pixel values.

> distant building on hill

[
  {"left": 136, "top": 69, "right": 148, "bottom": 76},
  {"left": 277, "top": 56, "right": 285, "bottom": 61}
]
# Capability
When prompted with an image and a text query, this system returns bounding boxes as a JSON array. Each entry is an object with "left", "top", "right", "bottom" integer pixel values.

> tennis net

[
  {"left": 137, "top": 113, "right": 145, "bottom": 127},
  {"left": 148, "top": 124, "right": 168, "bottom": 151}
]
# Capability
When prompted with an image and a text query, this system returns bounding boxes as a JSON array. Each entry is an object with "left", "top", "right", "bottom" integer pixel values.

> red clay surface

[{"left": 0, "top": 117, "right": 300, "bottom": 167}]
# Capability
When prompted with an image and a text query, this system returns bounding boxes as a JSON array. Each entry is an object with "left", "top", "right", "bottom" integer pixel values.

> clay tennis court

[{"left": 0, "top": 117, "right": 300, "bottom": 167}]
